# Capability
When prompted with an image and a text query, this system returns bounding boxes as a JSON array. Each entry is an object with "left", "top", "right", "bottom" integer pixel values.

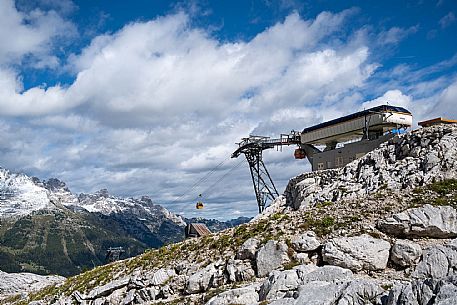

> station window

[
  {"left": 317, "top": 163, "right": 324, "bottom": 170},
  {"left": 327, "top": 161, "right": 332, "bottom": 168}
]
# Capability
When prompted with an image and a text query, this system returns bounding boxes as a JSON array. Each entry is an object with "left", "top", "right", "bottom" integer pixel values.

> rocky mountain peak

[
  {"left": 273, "top": 124, "right": 457, "bottom": 213},
  {"left": 44, "top": 178, "right": 70, "bottom": 192}
]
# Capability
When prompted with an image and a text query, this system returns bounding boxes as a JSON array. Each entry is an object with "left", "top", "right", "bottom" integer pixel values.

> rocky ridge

[
  {"left": 281, "top": 124, "right": 457, "bottom": 211},
  {"left": 7, "top": 124, "right": 457, "bottom": 305}
]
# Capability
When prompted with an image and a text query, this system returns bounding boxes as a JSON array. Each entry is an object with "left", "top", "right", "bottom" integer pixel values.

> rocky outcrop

[
  {"left": 205, "top": 287, "right": 259, "bottom": 305},
  {"left": 378, "top": 204, "right": 457, "bottom": 238},
  {"left": 390, "top": 240, "right": 422, "bottom": 267},
  {"left": 186, "top": 263, "right": 219, "bottom": 294},
  {"left": 256, "top": 240, "right": 290, "bottom": 277},
  {"left": 387, "top": 276, "right": 457, "bottom": 305},
  {"left": 284, "top": 124, "right": 457, "bottom": 210},
  {"left": 322, "top": 234, "right": 391, "bottom": 272},
  {"left": 291, "top": 231, "right": 321, "bottom": 252},
  {"left": 236, "top": 238, "right": 260, "bottom": 260},
  {"left": 0, "top": 271, "right": 65, "bottom": 298},
  {"left": 20, "top": 125, "right": 457, "bottom": 305},
  {"left": 226, "top": 259, "right": 255, "bottom": 282},
  {"left": 412, "top": 240, "right": 457, "bottom": 279}
]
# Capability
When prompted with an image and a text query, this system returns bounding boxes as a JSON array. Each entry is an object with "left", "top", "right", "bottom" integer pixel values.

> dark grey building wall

[{"left": 311, "top": 134, "right": 394, "bottom": 171}]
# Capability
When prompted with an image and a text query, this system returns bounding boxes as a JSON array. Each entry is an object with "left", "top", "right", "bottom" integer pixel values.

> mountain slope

[
  {"left": 0, "top": 167, "right": 250, "bottom": 277},
  {"left": 17, "top": 124, "right": 457, "bottom": 305}
]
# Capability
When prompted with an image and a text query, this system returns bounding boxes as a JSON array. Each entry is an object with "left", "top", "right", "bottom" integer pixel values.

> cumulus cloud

[
  {"left": 0, "top": 0, "right": 76, "bottom": 66},
  {"left": 0, "top": 7, "right": 455, "bottom": 219},
  {"left": 432, "top": 79, "right": 457, "bottom": 118}
]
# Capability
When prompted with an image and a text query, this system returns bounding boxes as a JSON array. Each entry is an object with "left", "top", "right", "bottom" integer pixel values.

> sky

[{"left": 0, "top": 0, "right": 456, "bottom": 220}]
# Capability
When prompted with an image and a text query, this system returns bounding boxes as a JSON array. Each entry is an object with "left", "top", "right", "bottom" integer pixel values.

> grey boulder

[
  {"left": 185, "top": 264, "right": 218, "bottom": 294},
  {"left": 412, "top": 240, "right": 457, "bottom": 279},
  {"left": 256, "top": 240, "right": 290, "bottom": 277},
  {"left": 291, "top": 231, "right": 321, "bottom": 252},
  {"left": 322, "top": 234, "right": 391, "bottom": 272},
  {"left": 378, "top": 204, "right": 457, "bottom": 238},
  {"left": 390, "top": 239, "right": 422, "bottom": 267},
  {"left": 236, "top": 238, "right": 260, "bottom": 260},
  {"left": 226, "top": 259, "right": 255, "bottom": 283},
  {"left": 259, "top": 269, "right": 300, "bottom": 301},
  {"left": 205, "top": 286, "right": 259, "bottom": 305}
]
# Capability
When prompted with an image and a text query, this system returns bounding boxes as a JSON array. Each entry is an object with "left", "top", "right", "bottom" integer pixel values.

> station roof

[
  {"left": 302, "top": 105, "right": 411, "bottom": 134},
  {"left": 418, "top": 117, "right": 457, "bottom": 128}
]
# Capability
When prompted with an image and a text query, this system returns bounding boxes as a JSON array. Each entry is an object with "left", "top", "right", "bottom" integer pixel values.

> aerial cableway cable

[
  {"left": 196, "top": 158, "right": 245, "bottom": 201},
  {"left": 169, "top": 157, "right": 233, "bottom": 205}
]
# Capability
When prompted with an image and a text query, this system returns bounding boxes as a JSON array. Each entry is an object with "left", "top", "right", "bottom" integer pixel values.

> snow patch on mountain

[
  {"left": 0, "top": 168, "right": 185, "bottom": 228},
  {"left": 0, "top": 167, "right": 53, "bottom": 218}
]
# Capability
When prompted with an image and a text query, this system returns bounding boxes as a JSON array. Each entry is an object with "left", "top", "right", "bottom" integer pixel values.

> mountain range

[{"left": 0, "top": 168, "right": 249, "bottom": 276}]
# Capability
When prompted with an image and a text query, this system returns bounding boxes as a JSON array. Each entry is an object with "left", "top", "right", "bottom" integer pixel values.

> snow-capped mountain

[
  {"left": 0, "top": 167, "right": 55, "bottom": 218},
  {"left": 75, "top": 190, "right": 186, "bottom": 227},
  {"left": 0, "top": 165, "right": 250, "bottom": 276},
  {"left": 0, "top": 166, "right": 184, "bottom": 228}
]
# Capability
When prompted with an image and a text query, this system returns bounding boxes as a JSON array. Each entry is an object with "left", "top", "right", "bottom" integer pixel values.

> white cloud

[
  {"left": 432, "top": 79, "right": 457, "bottom": 119},
  {"left": 0, "top": 0, "right": 76, "bottom": 66},
  {"left": 0, "top": 68, "right": 69, "bottom": 115},
  {"left": 439, "top": 12, "right": 456, "bottom": 28},
  {"left": 376, "top": 26, "right": 418, "bottom": 45},
  {"left": 362, "top": 90, "right": 412, "bottom": 110}
]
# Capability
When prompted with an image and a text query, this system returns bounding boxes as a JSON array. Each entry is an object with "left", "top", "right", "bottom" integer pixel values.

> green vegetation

[
  {"left": 0, "top": 210, "right": 148, "bottom": 277},
  {"left": 410, "top": 179, "right": 457, "bottom": 209},
  {"left": 316, "top": 201, "right": 333, "bottom": 209},
  {"left": 300, "top": 215, "right": 337, "bottom": 236}
]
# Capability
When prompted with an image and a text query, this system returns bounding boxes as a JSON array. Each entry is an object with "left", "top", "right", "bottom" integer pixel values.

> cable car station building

[
  {"left": 299, "top": 105, "right": 413, "bottom": 171},
  {"left": 232, "top": 104, "right": 413, "bottom": 212}
]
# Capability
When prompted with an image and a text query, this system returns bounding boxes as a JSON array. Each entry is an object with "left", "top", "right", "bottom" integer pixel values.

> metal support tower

[
  {"left": 232, "top": 132, "right": 300, "bottom": 213},
  {"left": 244, "top": 147, "right": 279, "bottom": 213}
]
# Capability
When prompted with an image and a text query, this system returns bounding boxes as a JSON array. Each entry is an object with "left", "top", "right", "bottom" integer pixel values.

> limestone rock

[
  {"left": 412, "top": 241, "right": 457, "bottom": 279},
  {"left": 236, "top": 238, "right": 260, "bottom": 260},
  {"left": 256, "top": 240, "right": 290, "bottom": 277},
  {"left": 205, "top": 286, "right": 259, "bottom": 305},
  {"left": 149, "top": 268, "right": 176, "bottom": 286},
  {"left": 185, "top": 264, "right": 217, "bottom": 294},
  {"left": 435, "top": 279, "right": 457, "bottom": 305},
  {"left": 291, "top": 231, "right": 320, "bottom": 252},
  {"left": 386, "top": 277, "right": 457, "bottom": 305},
  {"left": 284, "top": 125, "right": 457, "bottom": 211},
  {"left": 135, "top": 287, "right": 158, "bottom": 303},
  {"left": 378, "top": 205, "right": 457, "bottom": 238},
  {"left": 87, "top": 277, "right": 130, "bottom": 299},
  {"left": 293, "top": 252, "right": 311, "bottom": 264},
  {"left": 337, "top": 279, "right": 387, "bottom": 305},
  {"left": 282, "top": 281, "right": 346, "bottom": 305},
  {"left": 297, "top": 265, "right": 353, "bottom": 283},
  {"left": 390, "top": 240, "right": 422, "bottom": 267},
  {"left": 259, "top": 269, "right": 300, "bottom": 301},
  {"left": 322, "top": 234, "right": 391, "bottom": 272},
  {"left": 226, "top": 259, "right": 255, "bottom": 283},
  {"left": 0, "top": 270, "right": 65, "bottom": 297}
]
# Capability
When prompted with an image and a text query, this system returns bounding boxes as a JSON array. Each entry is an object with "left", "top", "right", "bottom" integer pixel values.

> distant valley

[{"left": 0, "top": 168, "right": 249, "bottom": 276}]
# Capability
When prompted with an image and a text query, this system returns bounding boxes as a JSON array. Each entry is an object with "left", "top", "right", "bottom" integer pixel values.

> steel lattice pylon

[
  {"left": 244, "top": 147, "right": 279, "bottom": 213},
  {"left": 232, "top": 132, "right": 300, "bottom": 213}
]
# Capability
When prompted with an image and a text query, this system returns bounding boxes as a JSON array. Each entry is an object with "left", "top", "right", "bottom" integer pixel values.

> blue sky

[{"left": 0, "top": 0, "right": 456, "bottom": 219}]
